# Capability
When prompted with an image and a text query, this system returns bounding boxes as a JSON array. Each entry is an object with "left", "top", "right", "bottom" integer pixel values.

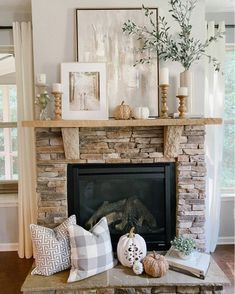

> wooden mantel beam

[{"left": 22, "top": 118, "right": 222, "bottom": 128}]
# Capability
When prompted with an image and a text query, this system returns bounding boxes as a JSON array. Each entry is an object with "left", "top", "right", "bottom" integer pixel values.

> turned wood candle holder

[
  {"left": 159, "top": 84, "right": 169, "bottom": 118},
  {"left": 177, "top": 95, "right": 187, "bottom": 119},
  {"left": 51, "top": 91, "right": 63, "bottom": 120}
]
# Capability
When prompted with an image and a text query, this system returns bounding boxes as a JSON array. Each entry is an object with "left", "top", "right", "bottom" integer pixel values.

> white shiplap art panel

[{"left": 76, "top": 9, "right": 159, "bottom": 117}]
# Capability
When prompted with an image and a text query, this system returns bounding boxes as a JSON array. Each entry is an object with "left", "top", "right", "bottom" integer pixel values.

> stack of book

[{"left": 165, "top": 247, "right": 211, "bottom": 279}]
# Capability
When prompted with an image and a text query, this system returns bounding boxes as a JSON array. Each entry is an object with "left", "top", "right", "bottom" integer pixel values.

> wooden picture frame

[
  {"left": 61, "top": 63, "right": 107, "bottom": 120},
  {"left": 76, "top": 8, "right": 159, "bottom": 117}
]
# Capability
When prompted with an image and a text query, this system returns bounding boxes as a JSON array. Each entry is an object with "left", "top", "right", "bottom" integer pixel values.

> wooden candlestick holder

[
  {"left": 177, "top": 95, "right": 187, "bottom": 118},
  {"left": 51, "top": 91, "right": 63, "bottom": 120},
  {"left": 159, "top": 84, "right": 169, "bottom": 118}
]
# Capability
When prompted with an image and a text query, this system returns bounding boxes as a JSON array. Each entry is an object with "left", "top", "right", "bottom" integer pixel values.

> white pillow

[
  {"left": 30, "top": 215, "right": 76, "bottom": 276},
  {"left": 68, "top": 217, "right": 117, "bottom": 282}
]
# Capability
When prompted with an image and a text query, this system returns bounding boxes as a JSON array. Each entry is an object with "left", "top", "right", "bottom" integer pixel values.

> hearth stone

[
  {"left": 21, "top": 257, "right": 229, "bottom": 293},
  {"left": 36, "top": 125, "right": 207, "bottom": 250}
]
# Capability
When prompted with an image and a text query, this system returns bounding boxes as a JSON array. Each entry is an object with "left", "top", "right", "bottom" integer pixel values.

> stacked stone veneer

[{"left": 36, "top": 125, "right": 206, "bottom": 250}]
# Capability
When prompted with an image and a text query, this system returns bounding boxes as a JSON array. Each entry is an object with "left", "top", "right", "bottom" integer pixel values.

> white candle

[
  {"left": 52, "top": 83, "right": 63, "bottom": 92},
  {"left": 177, "top": 87, "right": 188, "bottom": 96},
  {"left": 36, "top": 73, "right": 46, "bottom": 85},
  {"left": 159, "top": 67, "right": 169, "bottom": 85}
]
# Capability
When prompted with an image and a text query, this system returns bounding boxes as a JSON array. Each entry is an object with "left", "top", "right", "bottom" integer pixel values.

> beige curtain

[{"left": 13, "top": 22, "right": 37, "bottom": 258}]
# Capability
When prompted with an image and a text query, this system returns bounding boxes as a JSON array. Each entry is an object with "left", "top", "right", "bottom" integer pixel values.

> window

[
  {"left": 221, "top": 44, "right": 235, "bottom": 195},
  {"left": 0, "top": 85, "right": 17, "bottom": 180},
  {"left": 0, "top": 48, "right": 18, "bottom": 193}
]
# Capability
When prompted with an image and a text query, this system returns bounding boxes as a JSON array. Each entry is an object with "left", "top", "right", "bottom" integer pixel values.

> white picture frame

[
  {"left": 76, "top": 8, "right": 159, "bottom": 117},
  {"left": 61, "top": 63, "right": 107, "bottom": 120}
]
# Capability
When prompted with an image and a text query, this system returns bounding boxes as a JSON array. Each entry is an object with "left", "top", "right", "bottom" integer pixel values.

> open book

[{"left": 165, "top": 247, "right": 211, "bottom": 279}]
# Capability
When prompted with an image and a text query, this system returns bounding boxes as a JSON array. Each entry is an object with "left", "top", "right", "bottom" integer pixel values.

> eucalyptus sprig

[
  {"left": 171, "top": 236, "right": 196, "bottom": 255},
  {"left": 122, "top": 0, "right": 224, "bottom": 71}
]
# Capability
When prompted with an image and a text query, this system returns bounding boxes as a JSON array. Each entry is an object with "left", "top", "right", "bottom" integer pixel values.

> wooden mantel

[
  {"left": 22, "top": 117, "right": 222, "bottom": 128},
  {"left": 24, "top": 118, "right": 222, "bottom": 159}
]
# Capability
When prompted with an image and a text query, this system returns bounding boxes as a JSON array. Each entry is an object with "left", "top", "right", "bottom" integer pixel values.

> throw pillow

[
  {"left": 30, "top": 215, "right": 76, "bottom": 276},
  {"left": 67, "top": 217, "right": 117, "bottom": 282}
]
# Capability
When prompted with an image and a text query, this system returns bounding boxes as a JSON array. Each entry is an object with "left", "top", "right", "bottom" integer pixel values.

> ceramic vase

[
  {"left": 176, "top": 250, "right": 193, "bottom": 260},
  {"left": 180, "top": 70, "right": 193, "bottom": 115}
]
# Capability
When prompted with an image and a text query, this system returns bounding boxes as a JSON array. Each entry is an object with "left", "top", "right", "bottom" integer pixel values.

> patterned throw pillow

[
  {"left": 30, "top": 215, "right": 76, "bottom": 276},
  {"left": 67, "top": 217, "right": 117, "bottom": 282}
]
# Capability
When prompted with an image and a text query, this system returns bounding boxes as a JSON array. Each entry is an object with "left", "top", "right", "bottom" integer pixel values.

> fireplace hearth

[{"left": 67, "top": 163, "right": 176, "bottom": 250}]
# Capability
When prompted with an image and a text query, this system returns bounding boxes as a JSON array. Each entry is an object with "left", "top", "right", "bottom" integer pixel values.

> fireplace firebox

[{"left": 67, "top": 163, "right": 176, "bottom": 250}]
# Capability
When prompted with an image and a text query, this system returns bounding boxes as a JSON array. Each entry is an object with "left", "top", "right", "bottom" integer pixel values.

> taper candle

[{"left": 159, "top": 68, "right": 169, "bottom": 85}]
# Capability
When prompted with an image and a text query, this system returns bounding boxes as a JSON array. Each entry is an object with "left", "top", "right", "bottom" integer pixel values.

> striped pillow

[
  {"left": 30, "top": 215, "right": 76, "bottom": 276},
  {"left": 67, "top": 217, "right": 117, "bottom": 282}
]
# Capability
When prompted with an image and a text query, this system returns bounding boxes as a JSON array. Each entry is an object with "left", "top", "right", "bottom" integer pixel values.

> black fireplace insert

[{"left": 67, "top": 163, "right": 176, "bottom": 251}]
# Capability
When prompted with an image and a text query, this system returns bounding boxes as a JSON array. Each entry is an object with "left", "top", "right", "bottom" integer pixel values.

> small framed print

[{"left": 61, "top": 63, "right": 107, "bottom": 120}]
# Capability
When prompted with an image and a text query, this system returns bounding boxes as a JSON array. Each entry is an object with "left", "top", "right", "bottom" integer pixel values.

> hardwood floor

[
  {"left": 211, "top": 245, "right": 235, "bottom": 294},
  {"left": 0, "top": 251, "right": 33, "bottom": 294},
  {"left": 0, "top": 245, "right": 234, "bottom": 294}
]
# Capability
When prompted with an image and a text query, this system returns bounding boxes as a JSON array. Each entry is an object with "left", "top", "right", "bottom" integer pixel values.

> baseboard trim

[
  {"left": 0, "top": 243, "right": 18, "bottom": 251},
  {"left": 218, "top": 236, "right": 235, "bottom": 245}
]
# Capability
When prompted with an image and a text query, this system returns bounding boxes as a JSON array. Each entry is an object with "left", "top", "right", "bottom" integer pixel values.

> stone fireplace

[{"left": 36, "top": 125, "right": 206, "bottom": 251}]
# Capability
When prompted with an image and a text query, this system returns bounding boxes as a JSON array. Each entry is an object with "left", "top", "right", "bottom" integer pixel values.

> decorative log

[
  {"left": 86, "top": 197, "right": 157, "bottom": 233},
  {"left": 86, "top": 199, "right": 126, "bottom": 228}
]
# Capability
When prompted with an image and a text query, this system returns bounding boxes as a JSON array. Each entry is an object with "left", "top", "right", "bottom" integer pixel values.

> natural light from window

[
  {"left": 0, "top": 52, "right": 18, "bottom": 181},
  {"left": 221, "top": 44, "right": 235, "bottom": 193}
]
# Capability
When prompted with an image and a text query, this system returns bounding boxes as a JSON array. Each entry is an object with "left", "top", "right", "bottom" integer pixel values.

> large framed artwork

[
  {"left": 61, "top": 63, "right": 107, "bottom": 120},
  {"left": 76, "top": 8, "right": 159, "bottom": 117}
]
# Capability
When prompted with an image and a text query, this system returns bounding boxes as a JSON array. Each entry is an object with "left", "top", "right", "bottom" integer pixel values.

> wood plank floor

[
  {"left": 211, "top": 245, "right": 234, "bottom": 294},
  {"left": 0, "top": 245, "right": 234, "bottom": 294}
]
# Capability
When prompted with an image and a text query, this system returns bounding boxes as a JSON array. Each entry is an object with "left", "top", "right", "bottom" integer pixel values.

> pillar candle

[
  {"left": 177, "top": 87, "right": 188, "bottom": 96},
  {"left": 159, "top": 68, "right": 169, "bottom": 85},
  {"left": 36, "top": 73, "right": 46, "bottom": 85},
  {"left": 52, "top": 83, "right": 63, "bottom": 92}
]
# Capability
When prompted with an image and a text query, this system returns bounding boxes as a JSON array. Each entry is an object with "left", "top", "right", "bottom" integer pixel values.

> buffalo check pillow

[
  {"left": 30, "top": 215, "right": 76, "bottom": 276},
  {"left": 67, "top": 217, "right": 117, "bottom": 282}
]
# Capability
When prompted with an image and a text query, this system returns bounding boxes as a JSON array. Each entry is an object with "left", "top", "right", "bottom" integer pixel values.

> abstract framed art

[
  {"left": 76, "top": 8, "right": 159, "bottom": 117},
  {"left": 61, "top": 63, "right": 107, "bottom": 120}
]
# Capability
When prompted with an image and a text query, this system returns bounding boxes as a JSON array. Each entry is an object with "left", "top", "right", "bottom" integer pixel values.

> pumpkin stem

[
  {"left": 128, "top": 227, "right": 135, "bottom": 238},
  {"left": 153, "top": 251, "right": 157, "bottom": 258},
  {"left": 121, "top": 101, "right": 125, "bottom": 105}
]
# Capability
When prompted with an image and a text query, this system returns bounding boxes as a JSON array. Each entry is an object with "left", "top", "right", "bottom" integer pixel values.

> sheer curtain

[
  {"left": 204, "top": 21, "right": 225, "bottom": 252},
  {"left": 13, "top": 22, "right": 37, "bottom": 258}
]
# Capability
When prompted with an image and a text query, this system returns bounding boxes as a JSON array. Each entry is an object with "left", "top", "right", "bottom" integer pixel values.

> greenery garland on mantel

[{"left": 123, "top": 0, "right": 224, "bottom": 71}]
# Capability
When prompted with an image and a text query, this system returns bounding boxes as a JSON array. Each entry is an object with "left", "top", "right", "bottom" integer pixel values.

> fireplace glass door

[{"left": 67, "top": 163, "right": 176, "bottom": 250}]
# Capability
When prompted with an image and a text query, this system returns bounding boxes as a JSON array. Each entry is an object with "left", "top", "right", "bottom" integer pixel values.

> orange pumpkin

[
  {"left": 113, "top": 101, "right": 131, "bottom": 120},
  {"left": 143, "top": 251, "right": 169, "bottom": 278}
]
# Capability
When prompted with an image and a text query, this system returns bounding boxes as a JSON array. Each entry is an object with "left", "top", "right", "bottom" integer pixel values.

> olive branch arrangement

[{"left": 123, "top": 0, "right": 224, "bottom": 71}]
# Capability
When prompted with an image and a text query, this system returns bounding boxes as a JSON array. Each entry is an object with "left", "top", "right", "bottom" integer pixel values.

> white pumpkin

[
  {"left": 117, "top": 227, "right": 147, "bottom": 267},
  {"left": 132, "top": 107, "right": 150, "bottom": 119}
]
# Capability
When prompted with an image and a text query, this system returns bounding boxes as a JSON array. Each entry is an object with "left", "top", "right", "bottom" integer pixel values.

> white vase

[
  {"left": 177, "top": 250, "right": 193, "bottom": 260},
  {"left": 180, "top": 70, "right": 193, "bottom": 115}
]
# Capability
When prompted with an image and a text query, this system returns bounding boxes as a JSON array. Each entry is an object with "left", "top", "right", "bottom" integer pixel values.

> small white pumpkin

[
  {"left": 132, "top": 107, "right": 150, "bottom": 119},
  {"left": 117, "top": 227, "right": 147, "bottom": 267},
  {"left": 133, "top": 260, "right": 144, "bottom": 275}
]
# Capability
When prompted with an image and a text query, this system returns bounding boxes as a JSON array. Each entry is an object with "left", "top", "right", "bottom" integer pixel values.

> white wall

[
  {"left": 218, "top": 197, "right": 235, "bottom": 244},
  {"left": 0, "top": 194, "right": 18, "bottom": 251},
  {"left": 31, "top": 0, "right": 206, "bottom": 115},
  {"left": 0, "top": 8, "right": 31, "bottom": 46}
]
